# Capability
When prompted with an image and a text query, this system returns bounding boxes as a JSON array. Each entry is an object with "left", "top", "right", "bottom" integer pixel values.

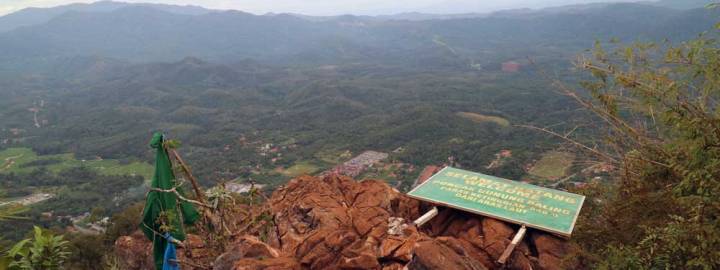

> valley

[
  {"left": 0, "top": 1, "right": 711, "bottom": 237},
  {"left": 0, "top": 0, "right": 717, "bottom": 269}
]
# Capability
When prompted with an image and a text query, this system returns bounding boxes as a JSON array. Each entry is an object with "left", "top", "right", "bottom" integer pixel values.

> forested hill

[
  {"left": 0, "top": 1, "right": 717, "bottom": 188},
  {"left": 652, "top": 0, "right": 716, "bottom": 9},
  {"left": 0, "top": 0, "right": 719, "bottom": 268},
  {"left": 0, "top": 2, "right": 717, "bottom": 67},
  {"left": 0, "top": 1, "right": 212, "bottom": 32}
]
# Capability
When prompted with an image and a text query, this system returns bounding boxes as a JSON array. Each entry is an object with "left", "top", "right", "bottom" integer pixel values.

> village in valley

[
  {"left": 0, "top": 115, "right": 613, "bottom": 239},
  {"left": 221, "top": 131, "right": 613, "bottom": 197},
  {"left": 0, "top": 125, "right": 617, "bottom": 239}
]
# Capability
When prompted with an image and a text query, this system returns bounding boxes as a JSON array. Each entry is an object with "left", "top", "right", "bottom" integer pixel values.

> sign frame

[{"left": 407, "top": 166, "right": 585, "bottom": 238}]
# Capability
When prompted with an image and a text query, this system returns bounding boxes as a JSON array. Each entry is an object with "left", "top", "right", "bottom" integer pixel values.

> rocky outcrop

[
  {"left": 213, "top": 236, "right": 300, "bottom": 270},
  {"left": 115, "top": 232, "right": 154, "bottom": 270},
  {"left": 115, "top": 174, "right": 572, "bottom": 270},
  {"left": 115, "top": 232, "right": 211, "bottom": 270}
]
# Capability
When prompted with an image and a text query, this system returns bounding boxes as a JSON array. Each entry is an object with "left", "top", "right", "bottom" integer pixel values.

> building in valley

[
  {"left": 323, "top": 151, "right": 389, "bottom": 177},
  {"left": 502, "top": 61, "right": 521, "bottom": 72}
]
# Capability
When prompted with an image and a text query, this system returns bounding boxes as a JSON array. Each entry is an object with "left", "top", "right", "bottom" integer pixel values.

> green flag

[{"left": 141, "top": 133, "right": 200, "bottom": 270}]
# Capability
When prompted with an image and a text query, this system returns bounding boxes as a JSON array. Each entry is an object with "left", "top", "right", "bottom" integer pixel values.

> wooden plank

[{"left": 497, "top": 225, "right": 527, "bottom": 264}]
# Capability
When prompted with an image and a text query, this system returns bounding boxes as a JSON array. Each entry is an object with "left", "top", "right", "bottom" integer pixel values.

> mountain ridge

[
  {"left": 0, "top": 2, "right": 716, "bottom": 67},
  {"left": 0, "top": 0, "right": 213, "bottom": 32}
]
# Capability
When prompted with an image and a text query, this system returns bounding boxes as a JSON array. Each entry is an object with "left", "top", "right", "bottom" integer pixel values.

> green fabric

[{"left": 141, "top": 133, "right": 200, "bottom": 270}]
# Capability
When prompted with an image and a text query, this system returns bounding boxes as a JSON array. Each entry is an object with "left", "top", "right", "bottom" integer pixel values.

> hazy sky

[{"left": 0, "top": 0, "right": 643, "bottom": 16}]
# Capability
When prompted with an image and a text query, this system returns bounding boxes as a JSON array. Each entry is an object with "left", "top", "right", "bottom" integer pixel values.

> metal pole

[
  {"left": 497, "top": 225, "right": 527, "bottom": 265},
  {"left": 413, "top": 207, "right": 439, "bottom": 227}
]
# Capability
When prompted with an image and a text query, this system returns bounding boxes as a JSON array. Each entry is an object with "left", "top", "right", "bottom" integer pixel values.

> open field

[
  {"left": 359, "top": 167, "right": 396, "bottom": 181},
  {"left": 456, "top": 112, "right": 510, "bottom": 127},
  {"left": 529, "top": 151, "right": 575, "bottom": 180},
  {"left": 0, "top": 193, "right": 54, "bottom": 207},
  {"left": 0, "top": 147, "right": 153, "bottom": 180},
  {"left": 280, "top": 162, "right": 321, "bottom": 177},
  {"left": 315, "top": 149, "right": 352, "bottom": 164}
]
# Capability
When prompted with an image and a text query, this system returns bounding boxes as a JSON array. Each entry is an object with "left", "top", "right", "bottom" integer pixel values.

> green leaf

[
  {"left": 7, "top": 239, "right": 30, "bottom": 257},
  {"left": 32, "top": 227, "right": 42, "bottom": 240}
]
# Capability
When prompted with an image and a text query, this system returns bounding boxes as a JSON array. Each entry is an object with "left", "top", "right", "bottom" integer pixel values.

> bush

[
  {"left": 566, "top": 21, "right": 720, "bottom": 269},
  {"left": 5, "top": 226, "right": 70, "bottom": 270}
]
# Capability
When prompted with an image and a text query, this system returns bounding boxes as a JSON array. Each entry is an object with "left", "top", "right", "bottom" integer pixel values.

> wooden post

[
  {"left": 497, "top": 225, "right": 527, "bottom": 265},
  {"left": 169, "top": 237, "right": 185, "bottom": 248},
  {"left": 169, "top": 149, "right": 206, "bottom": 204},
  {"left": 413, "top": 206, "right": 439, "bottom": 227}
]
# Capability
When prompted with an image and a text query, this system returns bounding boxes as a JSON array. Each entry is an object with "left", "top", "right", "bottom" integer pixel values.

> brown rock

[
  {"left": 271, "top": 175, "right": 352, "bottom": 254},
  {"left": 183, "top": 234, "right": 214, "bottom": 262},
  {"left": 231, "top": 257, "right": 301, "bottom": 270},
  {"left": 531, "top": 233, "right": 569, "bottom": 270},
  {"left": 349, "top": 206, "right": 389, "bottom": 239},
  {"left": 215, "top": 236, "right": 283, "bottom": 270},
  {"left": 295, "top": 230, "right": 337, "bottom": 267},
  {"left": 455, "top": 218, "right": 485, "bottom": 249},
  {"left": 441, "top": 235, "right": 495, "bottom": 268},
  {"left": 114, "top": 232, "right": 154, "bottom": 270},
  {"left": 507, "top": 251, "right": 534, "bottom": 270},
  {"left": 408, "top": 239, "right": 489, "bottom": 270},
  {"left": 390, "top": 195, "right": 422, "bottom": 221},
  {"left": 351, "top": 180, "right": 395, "bottom": 208},
  {"left": 380, "top": 263, "right": 405, "bottom": 270},
  {"left": 115, "top": 174, "right": 573, "bottom": 270},
  {"left": 481, "top": 218, "right": 515, "bottom": 241},
  {"left": 271, "top": 175, "right": 414, "bottom": 269},
  {"left": 379, "top": 232, "right": 419, "bottom": 263},
  {"left": 379, "top": 236, "right": 405, "bottom": 258},
  {"left": 115, "top": 231, "right": 212, "bottom": 270},
  {"left": 443, "top": 219, "right": 469, "bottom": 237},
  {"left": 425, "top": 208, "right": 458, "bottom": 236},
  {"left": 481, "top": 218, "right": 515, "bottom": 260},
  {"left": 337, "top": 251, "right": 381, "bottom": 269}
]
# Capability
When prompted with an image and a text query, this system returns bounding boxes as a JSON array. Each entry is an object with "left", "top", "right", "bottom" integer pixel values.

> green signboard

[{"left": 408, "top": 167, "right": 585, "bottom": 237}]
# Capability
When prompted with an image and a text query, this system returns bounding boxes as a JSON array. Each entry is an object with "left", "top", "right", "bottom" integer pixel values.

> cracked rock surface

[{"left": 116, "top": 174, "right": 572, "bottom": 270}]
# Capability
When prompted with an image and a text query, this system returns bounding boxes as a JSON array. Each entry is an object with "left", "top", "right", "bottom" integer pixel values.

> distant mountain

[
  {"left": 0, "top": 2, "right": 716, "bottom": 67},
  {"left": 488, "top": 2, "right": 672, "bottom": 18},
  {"left": 0, "top": 0, "right": 717, "bottom": 193},
  {"left": 651, "top": 0, "right": 715, "bottom": 9},
  {"left": 372, "top": 12, "right": 487, "bottom": 21},
  {"left": 0, "top": 6, "right": 393, "bottom": 64},
  {"left": 0, "top": 1, "right": 212, "bottom": 32},
  {"left": 290, "top": 12, "right": 487, "bottom": 22}
]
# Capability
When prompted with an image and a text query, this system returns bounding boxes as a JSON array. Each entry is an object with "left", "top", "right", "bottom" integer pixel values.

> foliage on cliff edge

[{"left": 569, "top": 17, "right": 720, "bottom": 270}]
